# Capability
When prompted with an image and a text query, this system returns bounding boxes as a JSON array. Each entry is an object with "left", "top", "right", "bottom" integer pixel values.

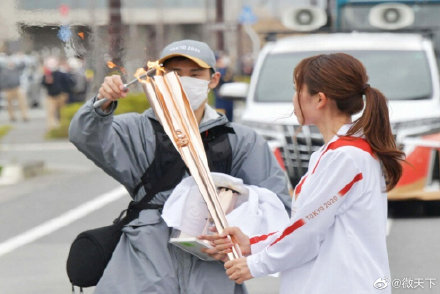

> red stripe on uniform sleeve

[
  {"left": 269, "top": 219, "right": 306, "bottom": 246},
  {"left": 266, "top": 173, "right": 362, "bottom": 247},
  {"left": 339, "top": 172, "right": 363, "bottom": 196},
  {"left": 312, "top": 137, "right": 374, "bottom": 174},
  {"left": 294, "top": 175, "right": 308, "bottom": 199},
  {"left": 250, "top": 231, "right": 277, "bottom": 245}
]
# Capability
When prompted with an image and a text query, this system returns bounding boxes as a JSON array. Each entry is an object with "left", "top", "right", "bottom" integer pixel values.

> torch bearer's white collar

[{"left": 200, "top": 104, "right": 221, "bottom": 125}]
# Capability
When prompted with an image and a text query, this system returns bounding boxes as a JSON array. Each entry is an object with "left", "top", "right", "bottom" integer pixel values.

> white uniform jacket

[{"left": 247, "top": 125, "right": 391, "bottom": 294}]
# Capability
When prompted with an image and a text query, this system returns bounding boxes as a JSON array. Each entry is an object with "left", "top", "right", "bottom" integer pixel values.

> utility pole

[
  {"left": 327, "top": 0, "right": 335, "bottom": 31},
  {"left": 89, "top": 0, "right": 100, "bottom": 93},
  {"left": 155, "top": 0, "right": 165, "bottom": 56},
  {"left": 216, "top": 0, "right": 224, "bottom": 52},
  {"left": 108, "top": 0, "right": 123, "bottom": 65}
]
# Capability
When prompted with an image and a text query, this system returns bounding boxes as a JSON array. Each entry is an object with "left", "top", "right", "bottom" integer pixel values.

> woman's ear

[
  {"left": 209, "top": 72, "right": 221, "bottom": 89},
  {"left": 316, "top": 92, "right": 328, "bottom": 109}
]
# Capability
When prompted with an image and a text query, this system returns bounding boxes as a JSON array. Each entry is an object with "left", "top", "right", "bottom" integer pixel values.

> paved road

[{"left": 0, "top": 108, "right": 439, "bottom": 293}]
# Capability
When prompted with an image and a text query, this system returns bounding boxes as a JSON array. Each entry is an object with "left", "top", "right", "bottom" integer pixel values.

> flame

[
  {"left": 147, "top": 60, "right": 164, "bottom": 72},
  {"left": 107, "top": 61, "right": 127, "bottom": 74},
  {"left": 107, "top": 61, "right": 117, "bottom": 69},
  {"left": 77, "top": 32, "right": 85, "bottom": 39},
  {"left": 134, "top": 67, "right": 148, "bottom": 82},
  {"left": 134, "top": 60, "right": 164, "bottom": 83}
]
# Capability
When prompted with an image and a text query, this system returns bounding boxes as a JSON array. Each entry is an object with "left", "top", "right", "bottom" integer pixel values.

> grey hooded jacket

[{"left": 69, "top": 98, "right": 291, "bottom": 294}]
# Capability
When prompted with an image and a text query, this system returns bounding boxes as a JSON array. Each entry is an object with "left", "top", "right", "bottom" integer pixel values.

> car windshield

[{"left": 255, "top": 50, "right": 433, "bottom": 102}]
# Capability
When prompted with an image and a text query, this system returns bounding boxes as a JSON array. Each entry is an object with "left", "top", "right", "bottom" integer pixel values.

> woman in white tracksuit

[{"left": 200, "top": 53, "right": 405, "bottom": 293}]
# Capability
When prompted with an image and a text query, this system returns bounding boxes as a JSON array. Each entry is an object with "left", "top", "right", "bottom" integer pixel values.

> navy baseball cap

[{"left": 159, "top": 40, "right": 216, "bottom": 70}]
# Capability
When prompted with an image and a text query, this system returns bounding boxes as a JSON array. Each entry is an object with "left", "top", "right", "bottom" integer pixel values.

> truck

[
  {"left": 334, "top": 0, "right": 440, "bottom": 48},
  {"left": 220, "top": 1, "right": 440, "bottom": 213}
]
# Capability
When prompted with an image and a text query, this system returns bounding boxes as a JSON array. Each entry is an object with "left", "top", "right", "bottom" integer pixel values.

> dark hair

[{"left": 294, "top": 53, "right": 405, "bottom": 191}]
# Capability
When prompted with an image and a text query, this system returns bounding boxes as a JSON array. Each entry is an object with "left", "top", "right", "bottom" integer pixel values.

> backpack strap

[{"left": 133, "top": 118, "right": 235, "bottom": 202}]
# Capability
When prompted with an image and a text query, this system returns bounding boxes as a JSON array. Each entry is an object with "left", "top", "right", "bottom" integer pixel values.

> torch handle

[
  {"left": 92, "top": 81, "right": 131, "bottom": 109},
  {"left": 93, "top": 68, "right": 154, "bottom": 109},
  {"left": 93, "top": 97, "right": 110, "bottom": 108}
]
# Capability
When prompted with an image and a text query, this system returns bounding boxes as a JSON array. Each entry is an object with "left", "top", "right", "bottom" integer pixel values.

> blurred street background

[{"left": 1, "top": 0, "right": 440, "bottom": 293}]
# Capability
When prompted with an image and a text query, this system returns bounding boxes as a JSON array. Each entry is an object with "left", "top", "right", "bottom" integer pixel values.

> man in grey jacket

[{"left": 69, "top": 40, "right": 290, "bottom": 294}]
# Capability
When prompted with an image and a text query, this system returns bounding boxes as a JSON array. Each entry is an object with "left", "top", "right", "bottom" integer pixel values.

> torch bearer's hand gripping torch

[{"left": 93, "top": 67, "right": 157, "bottom": 109}]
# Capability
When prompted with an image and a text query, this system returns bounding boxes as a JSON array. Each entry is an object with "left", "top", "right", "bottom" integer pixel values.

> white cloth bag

[{"left": 162, "top": 172, "right": 289, "bottom": 237}]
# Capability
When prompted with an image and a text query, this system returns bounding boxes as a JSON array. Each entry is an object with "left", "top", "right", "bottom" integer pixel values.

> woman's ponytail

[{"left": 347, "top": 86, "right": 405, "bottom": 191}]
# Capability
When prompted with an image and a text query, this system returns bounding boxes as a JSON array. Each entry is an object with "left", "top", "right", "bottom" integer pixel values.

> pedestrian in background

[
  {"left": 66, "top": 57, "right": 89, "bottom": 104},
  {"left": 201, "top": 53, "right": 405, "bottom": 294},
  {"left": 41, "top": 56, "right": 72, "bottom": 129},
  {"left": 0, "top": 53, "right": 29, "bottom": 122},
  {"left": 22, "top": 52, "right": 43, "bottom": 108},
  {"left": 214, "top": 52, "right": 234, "bottom": 121}
]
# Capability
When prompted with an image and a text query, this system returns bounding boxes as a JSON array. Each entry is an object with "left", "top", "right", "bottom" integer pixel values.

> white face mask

[{"left": 179, "top": 76, "right": 210, "bottom": 110}]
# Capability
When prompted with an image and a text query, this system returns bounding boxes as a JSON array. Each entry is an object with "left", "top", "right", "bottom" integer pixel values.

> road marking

[
  {"left": 0, "top": 142, "right": 76, "bottom": 152},
  {"left": 0, "top": 186, "right": 127, "bottom": 257}
]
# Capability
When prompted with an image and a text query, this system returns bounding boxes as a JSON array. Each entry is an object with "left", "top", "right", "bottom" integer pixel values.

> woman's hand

[
  {"left": 198, "top": 226, "right": 251, "bottom": 262},
  {"left": 225, "top": 257, "right": 253, "bottom": 284}
]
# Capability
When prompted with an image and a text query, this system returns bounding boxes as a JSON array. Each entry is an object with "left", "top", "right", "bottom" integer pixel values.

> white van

[{"left": 221, "top": 32, "right": 440, "bottom": 200}]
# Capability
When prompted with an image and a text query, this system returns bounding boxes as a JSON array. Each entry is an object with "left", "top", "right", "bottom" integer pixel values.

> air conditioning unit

[
  {"left": 369, "top": 3, "right": 415, "bottom": 30},
  {"left": 281, "top": 6, "right": 327, "bottom": 32}
]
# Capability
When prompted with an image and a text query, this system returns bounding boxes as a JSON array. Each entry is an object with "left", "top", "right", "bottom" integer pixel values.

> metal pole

[
  {"left": 89, "top": 0, "right": 101, "bottom": 94},
  {"left": 216, "top": 0, "right": 224, "bottom": 51},
  {"left": 108, "top": 0, "right": 123, "bottom": 66},
  {"left": 155, "top": 0, "right": 165, "bottom": 57}
]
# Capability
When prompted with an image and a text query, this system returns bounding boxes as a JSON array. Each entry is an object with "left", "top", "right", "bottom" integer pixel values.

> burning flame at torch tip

[
  {"left": 147, "top": 60, "right": 164, "bottom": 72},
  {"left": 134, "top": 60, "right": 164, "bottom": 83},
  {"left": 134, "top": 67, "right": 148, "bottom": 83}
]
